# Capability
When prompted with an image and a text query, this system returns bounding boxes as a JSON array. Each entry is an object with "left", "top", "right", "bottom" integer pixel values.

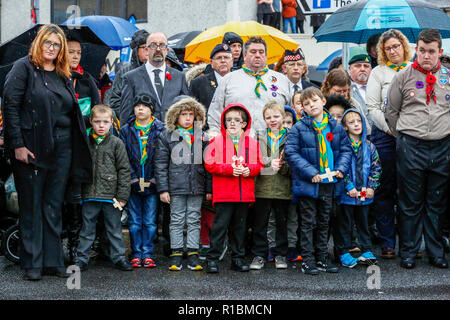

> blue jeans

[
  {"left": 127, "top": 193, "right": 158, "bottom": 259},
  {"left": 283, "top": 17, "right": 297, "bottom": 34}
]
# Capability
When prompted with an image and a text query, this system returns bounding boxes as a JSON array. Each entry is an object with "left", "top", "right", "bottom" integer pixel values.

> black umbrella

[
  {"left": 168, "top": 31, "right": 202, "bottom": 50},
  {"left": 0, "top": 24, "right": 110, "bottom": 96}
]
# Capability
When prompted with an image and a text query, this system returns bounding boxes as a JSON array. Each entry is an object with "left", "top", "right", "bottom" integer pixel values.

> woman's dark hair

[
  {"left": 324, "top": 94, "right": 352, "bottom": 112},
  {"left": 328, "top": 56, "right": 342, "bottom": 73}
]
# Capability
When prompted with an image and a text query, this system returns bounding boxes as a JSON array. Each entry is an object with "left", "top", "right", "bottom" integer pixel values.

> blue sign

[
  {"left": 120, "top": 15, "right": 137, "bottom": 63},
  {"left": 313, "top": 0, "right": 331, "bottom": 9}
]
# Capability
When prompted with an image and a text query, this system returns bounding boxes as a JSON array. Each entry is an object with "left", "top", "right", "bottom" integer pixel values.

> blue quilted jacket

[{"left": 284, "top": 110, "right": 352, "bottom": 199}]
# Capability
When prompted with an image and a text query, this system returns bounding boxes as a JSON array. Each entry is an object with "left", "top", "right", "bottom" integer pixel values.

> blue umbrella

[
  {"left": 62, "top": 15, "right": 139, "bottom": 50},
  {"left": 316, "top": 49, "right": 342, "bottom": 70},
  {"left": 314, "top": 0, "right": 450, "bottom": 44}
]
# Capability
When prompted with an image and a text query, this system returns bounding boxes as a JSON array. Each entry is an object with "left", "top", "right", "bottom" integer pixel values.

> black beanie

[{"left": 130, "top": 29, "right": 150, "bottom": 49}]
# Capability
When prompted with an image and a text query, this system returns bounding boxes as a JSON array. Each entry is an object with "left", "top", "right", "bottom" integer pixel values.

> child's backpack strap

[{"left": 245, "top": 135, "right": 249, "bottom": 164}]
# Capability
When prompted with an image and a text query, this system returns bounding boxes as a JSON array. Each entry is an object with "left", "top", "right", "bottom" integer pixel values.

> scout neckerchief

[
  {"left": 386, "top": 60, "right": 408, "bottom": 72},
  {"left": 242, "top": 64, "right": 269, "bottom": 98},
  {"left": 350, "top": 137, "right": 361, "bottom": 155},
  {"left": 267, "top": 127, "right": 287, "bottom": 155},
  {"left": 412, "top": 60, "right": 441, "bottom": 105},
  {"left": 135, "top": 117, "right": 155, "bottom": 165},
  {"left": 177, "top": 124, "right": 194, "bottom": 147},
  {"left": 228, "top": 130, "right": 243, "bottom": 154},
  {"left": 296, "top": 114, "right": 301, "bottom": 121},
  {"left": 87, "top": 127, "right": 107, "bottom": 145},
  {"left": 313, "top": 111, "right": 329, "bottom": 173}
]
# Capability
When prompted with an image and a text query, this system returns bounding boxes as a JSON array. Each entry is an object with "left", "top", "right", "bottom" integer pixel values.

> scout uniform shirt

[
  {"left": 207, "top": 67, "right": 291, "bottom": 137},
  {"left": 386, "top": 64, "right": 450, "bottom": 141}
]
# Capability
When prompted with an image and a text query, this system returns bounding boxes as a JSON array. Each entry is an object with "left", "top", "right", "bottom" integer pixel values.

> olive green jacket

[{"left": 255, "top": 130, "right": 293, "bottom": 200}]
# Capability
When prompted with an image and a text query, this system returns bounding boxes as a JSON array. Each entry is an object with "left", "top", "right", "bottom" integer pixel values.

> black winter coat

[
  {"left": 154, "top": 129, "right": 211, "bottom": 196},
  {"left": 2, "top": 56, "right": 92, "bottom": 183}
]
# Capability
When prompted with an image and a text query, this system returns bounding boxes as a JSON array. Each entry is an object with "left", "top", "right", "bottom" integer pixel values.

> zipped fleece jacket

[{"left": 204, "top": 104, "right": 264, "bottom": 205}]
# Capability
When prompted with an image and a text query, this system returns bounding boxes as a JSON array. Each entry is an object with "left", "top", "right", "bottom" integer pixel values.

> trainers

[
  {"left": 340, "top": 253, "right": 358, "bottom": 268},
  {"left": 249, "top": 256, "right": 265, "bottom": 270},
  {"left": 143, "top": 257, "right": 156, "bottom": 268},
  {"left": 187, "top": 252, "right": 203, "bottom": 271},
  {"left": 275, "top": 256, "right": 288, "bottom": 269},
  {"left": 358, "top": 251, "right": 378, "bottom": 265},
  {"left": 316, "top": 260, "right": 339, "bottom": 273},
  {"left": 199, "top": 247, "right": 209, "bottom": 261},
  {"left": 301, "top": 262, "right": 319, "bottom": 275},
  {"left": 267, "top": 248, "right": 274, "bottom": 262},
  {"left": 286, "top": 247, "right": 303, "bottom": 262},
  {"left": 130, "top": 257, "right": 142, "bottom": 268},
  {"left": 169, "top": 252, "right": 183, "bottom": 271}
]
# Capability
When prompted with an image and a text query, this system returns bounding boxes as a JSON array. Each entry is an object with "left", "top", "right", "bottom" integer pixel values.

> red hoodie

[{"left": 205, "top": 104, "right": 264, "bottom": 205}]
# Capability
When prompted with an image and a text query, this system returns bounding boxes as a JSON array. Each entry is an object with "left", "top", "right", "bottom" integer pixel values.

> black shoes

[
  {"left": 429, "top": 257, "right": 448, "bottom": 269},
  {"left": 301, "top": 262, "right": 319, "bottom": 275},
  {"left": 231, "top": 259, "right": 249, "bottom": 272},
  {"left": 23, "top": 269, "right": 42, "bottom": 281},
  {"left": 206, "top": 260, "right": 219, "bottom": 273},
  {"left": 42, "top": 267, "right": 70, "bottom": 278},
  {"left": 316, "top": 260, "right": 339, "bottom": 273},
  {"left": 381, "top": 247, "right": 396, "bottom": 259},
  {"left": 400, "top": 257, "right": 416, "bottom": 269},
  {"left": 114, "top": 259, "right": 133, "bottom": 271},
  {"left": 75, "top": 261, "right": 89, "bottom": 272}
]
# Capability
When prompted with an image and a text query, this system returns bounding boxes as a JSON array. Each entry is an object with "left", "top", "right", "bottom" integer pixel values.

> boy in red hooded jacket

[{"left": 204, "top": 104, "right": 264, "bottom": 273}]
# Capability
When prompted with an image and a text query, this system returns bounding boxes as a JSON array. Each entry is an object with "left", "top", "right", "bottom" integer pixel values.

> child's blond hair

[
  {"left": 90, "top": 104, "right": 113, "bottom": 120},
  {"left": 263, "top": 100, "right": 285, "bottom": 118}
]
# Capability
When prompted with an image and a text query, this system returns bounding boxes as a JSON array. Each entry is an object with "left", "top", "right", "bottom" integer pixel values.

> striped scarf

[
  {"left": 313, "top": 111, "right": 329, "bottom": 173},
  {"left": 87, "top": 127, "right": 107, "bottom": 145},
  {"left": 135, "top": 117, "right": 154, "bottom": 165},
  {"left": 242, "top": 64, "right": 269, "bottom": 98},
  {"left": 267, "top": 127, "right": 286, "bottom": 155},
  {"left": 350, "top": 137, "right": 361, "bottom": 155},
  {"left": 177, "top": 124, "right": 194, "bottom": 147},
  {"left": 229, "top": 131, "right": 243, "bottom": 154},
  {"left": 386, "top": 60, "right": 408, "bottom": 72}
]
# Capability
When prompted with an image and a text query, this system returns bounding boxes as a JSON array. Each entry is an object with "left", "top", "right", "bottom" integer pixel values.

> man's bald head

[{"left": 146, "top": 32, "right": 169, "bottom": 67}]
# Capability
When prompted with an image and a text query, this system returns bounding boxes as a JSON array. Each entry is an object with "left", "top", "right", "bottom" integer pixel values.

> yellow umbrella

[{"left": 184, "top": 21, "right": 299, "bottom": 65}]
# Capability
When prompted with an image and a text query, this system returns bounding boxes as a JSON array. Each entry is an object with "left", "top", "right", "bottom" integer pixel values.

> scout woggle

[{"left": 412, "top": 60, "right": 440, "bottom": 104}]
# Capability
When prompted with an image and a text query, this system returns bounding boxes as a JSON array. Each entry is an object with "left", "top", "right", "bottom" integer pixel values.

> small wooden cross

[
  {"left": 113, "top": 198, "right": 123, "bottom": 211},
  {"left": 319, "top": 168, "right": 337, "bottom": 182},
  {"left": 357, "top": 187, "right": 367, "bottom": 201},
  {"left": 139, "top": 178, "right": 150, "bottom": 192},
  {"left": 232, "top": 155, "right": 244, "bottom": 169}
]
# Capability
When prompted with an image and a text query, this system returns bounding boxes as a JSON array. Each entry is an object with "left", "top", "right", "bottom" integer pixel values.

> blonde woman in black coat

[{"left": 3, "top": 24, "right": 92, "bottom": 281}]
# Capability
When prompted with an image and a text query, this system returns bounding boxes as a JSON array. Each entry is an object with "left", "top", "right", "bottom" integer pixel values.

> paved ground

[{"left": 1, "top": 241, "right": 449, "bottom": 302}]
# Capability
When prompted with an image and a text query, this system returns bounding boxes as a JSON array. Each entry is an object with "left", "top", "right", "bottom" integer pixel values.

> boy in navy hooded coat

[
  {"left": 285, "top": 87, "right": 352, "bottom": 275},
  {"left": 335, "top": 108, "right": 381, "bottom": 268},
  {"left": 120, "top": 94, "right": 165, "bottom": 268}
]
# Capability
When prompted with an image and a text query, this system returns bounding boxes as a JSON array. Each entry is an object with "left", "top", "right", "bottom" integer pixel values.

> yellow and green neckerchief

[
  {"left": 242, "top": 64, "right": 269, "bottom": 98},
  {"left": 387, "top": 60, "right": 408, "bottom": 72},
  {"left": 135, "top": 117, "right": 155, "bottom": 165},
  {"left": 313, "top": 111, "right": 329, "bottom": 173}
]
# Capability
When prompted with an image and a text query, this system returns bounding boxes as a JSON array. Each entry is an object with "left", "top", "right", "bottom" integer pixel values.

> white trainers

[
  {"left": 275, "top": 256, "right": 288, "bottom": 269},
  {"left": 249, "top": 256, "right": 265, "bottom": 270}
]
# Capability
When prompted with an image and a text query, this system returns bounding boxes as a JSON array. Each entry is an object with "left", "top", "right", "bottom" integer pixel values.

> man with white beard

[{"left": 348, "top": 49, "right": 373, "bottom": 133}]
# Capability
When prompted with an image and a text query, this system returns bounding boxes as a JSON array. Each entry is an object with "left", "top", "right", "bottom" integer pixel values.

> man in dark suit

[
  {"left": 119, "top": 32, "right": 189, "bottom": 125},
  {"left": 282, "top": 48, "right": 318, "bottom": 96},
  {"left": 189, "top": 44, "right": 233, "bottom": 115}
]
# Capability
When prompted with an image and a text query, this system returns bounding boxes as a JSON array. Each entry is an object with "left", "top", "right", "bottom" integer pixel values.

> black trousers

[
  {"left": 271, "top": 12, "right": 281, "bottom": 30},
  {"left": 253, "top": 198, "right": 291, "bottom": 257},
  {"left": 207, "top": 202, "right": 249, "bottom": 262},
  {"left": 396, "top": 133, "right": 449, "bottom": 259},
  {"left": 298, "top": 184, "right": 334, "bottom": 264},
  {"left": 335, "top": 205, "right": 372, "bottom": 256},
  {"left": 13, "top": 133, "right": 72, "bottom": 270}
]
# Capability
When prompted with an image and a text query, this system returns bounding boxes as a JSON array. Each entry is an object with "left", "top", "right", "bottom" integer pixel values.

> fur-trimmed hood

[
  {"left": 185, "top": 63, "right": 208, "bottom": 86},
  {"left": 165, "top": 97, "right": 206, "bottom": 132}
]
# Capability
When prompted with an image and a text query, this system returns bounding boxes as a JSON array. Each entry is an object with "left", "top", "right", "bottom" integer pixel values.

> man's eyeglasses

[
  {"left": 43, "top": 40, "right": 62, "bottom": 50},
  {"left": 147, "top": 43, "right": 167, "bottom": 50}
]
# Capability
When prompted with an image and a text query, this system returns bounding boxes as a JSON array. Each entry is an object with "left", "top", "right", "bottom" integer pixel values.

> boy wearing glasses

[{"left": 204, "top": 104, "right": 264, "bottom": 273}]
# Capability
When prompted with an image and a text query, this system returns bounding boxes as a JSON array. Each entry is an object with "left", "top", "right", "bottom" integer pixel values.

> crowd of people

[{"left": 0, "top": 23, "right": 449, "bottom": 282}]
